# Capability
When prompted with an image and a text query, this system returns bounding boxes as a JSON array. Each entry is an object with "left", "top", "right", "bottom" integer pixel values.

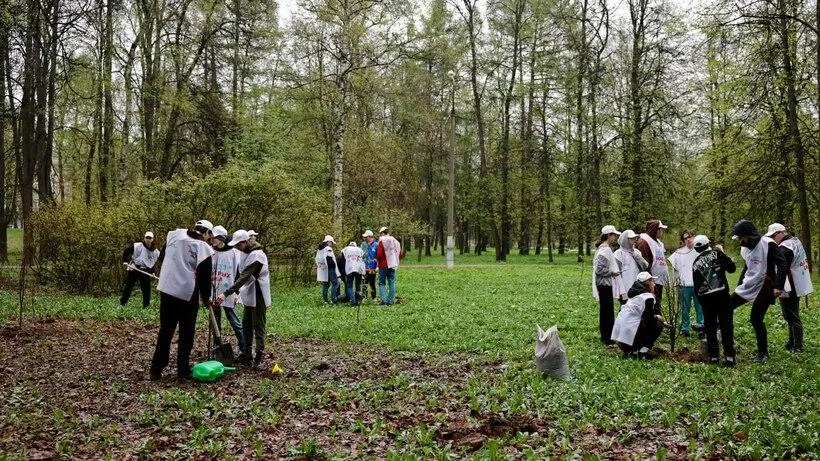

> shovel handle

[{"left": 123, "top": 263, "right": 159, "bottom": 280}]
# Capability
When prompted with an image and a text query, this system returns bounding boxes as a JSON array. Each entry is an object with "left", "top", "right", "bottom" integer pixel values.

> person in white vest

[
  {"left": 593, "top": 225, "right": 626, "bottom": 345},
  {"left": 376, "top": 227, "right": 401, "bottom": 306},
  {"left": 149, "top": 220, "right": 215, "bottom": 381},
  {"left": 215, "top": 230, "right": 271, "bottom": 368},
  {"left": 341, "top": 241, "right": 365, "bottom": 306},
  {"left": 636, "top": 219, "right": 670, "bottom": 306},
  {"left": 611, "top": 272, "right": 666, "bottom": 359},
  {"left": 315, "top": 235, "right": 340, "bottom": 304},
  {"left": 669, "top": 230, "right": 704, "bottom": 337},
  {"left": 210, "top": 225, "right": 244, "bottom": 352},
  {"left": 728, "top": 219, "right": 787, "bottom": 363},
  {"left": 765, "top": 223, "right": 812, "bottom": 352},
  {"left": 692, "top": 235, "right": 737, "bottom": 366},
  {"left": 119, "top": 231, "right": 160, "bottom": 309},
  {"left": 613, "top": 229, "right": 649, "bottom": 302}
]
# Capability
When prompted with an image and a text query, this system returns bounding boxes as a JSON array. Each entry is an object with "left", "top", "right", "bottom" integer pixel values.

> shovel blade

[{"left": 212, "top": 343, "right": 235, "bottom": 366}]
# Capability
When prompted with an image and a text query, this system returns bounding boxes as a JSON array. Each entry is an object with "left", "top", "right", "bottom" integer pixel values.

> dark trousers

[
  {"left": 620, "top": 318, "right": 663, "bottom": 352},
  {"left": 150, "top": 292, "right": 199, "bottom": 378},
  {"left": 597, "top": 285, "right": 614, "bottom": 344},
  {"left": 730, "top": 288, "right": 773, "bottom": 356},
  {"left": 241, "top": 305, "right": 267, "bottom": 362},
  {"left": 363, "top": 270, "right": 377, "bottom": 299},
  {"left": 120, "top": 270, "right": 152, "bottom": 308},
  {"left": 700, "top": 293, "right": 735, "bottom": 359},
  {"left": 780, "top": 295, "right": 804, "bottom": 350}
]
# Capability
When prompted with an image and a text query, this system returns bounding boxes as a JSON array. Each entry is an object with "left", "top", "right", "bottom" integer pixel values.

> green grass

[{"left": 1, "top": 251, "right": 818, "bottom": 458}]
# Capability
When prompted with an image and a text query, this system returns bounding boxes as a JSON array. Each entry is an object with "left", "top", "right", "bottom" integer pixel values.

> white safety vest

[
  {"left": 380, "top": 235, "right": 401, "bottom": 269},
  {"left": 611, "top": 292, "right": 655, "bottom": 346},
  {"left": 668, "top": 248, "right": 698, "bottom": 287},
  {"left": 132, "top": 242, "right": 159, "bottom": 269},
  {"left": 341, "top": 245, "right": 365, "bottom": 275},
  {"left": 780, "top": 238, "right": 814, "bottom": 298},
  {"left": 735, "top": 237, "right": 771, "bottom": 301},
  {"left": 238, "top": 249, "right": 270, "bottom": 308},
  {"left": 212, "top": 248, "right": 241, "bottom": 308},
  {"left": 640, "top": 234, "right": 669, "bottom": 285},
  {"left": 315, "top": 246, "right": 340, "bottom": 282},
  {"left": 614, "top": 248, "right": 641, "bottom": 292},
  {"left": 157, "top": 229, "right": 214, "bottom": 302}
]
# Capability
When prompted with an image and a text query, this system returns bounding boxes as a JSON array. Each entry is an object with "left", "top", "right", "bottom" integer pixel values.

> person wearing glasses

[
  {"left": 119, "top": 231, "right": 160, "bottom": 309},
  {"left": 669, "top": 230, "right": 704, "bottom": 337}
]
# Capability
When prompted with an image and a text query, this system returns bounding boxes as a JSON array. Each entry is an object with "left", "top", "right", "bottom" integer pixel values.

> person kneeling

[{"left": 611, "top": 272, "right": 666, "bottom": 359}]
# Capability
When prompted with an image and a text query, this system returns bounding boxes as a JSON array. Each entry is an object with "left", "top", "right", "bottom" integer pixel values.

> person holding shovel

[
  {"left": 119, "top": 231, "right": 160, "bottom": 309},
  {"left": 149, "top": 220, "right": 215, "bottom": 381},
  {"left": 210, "top": 225, "right": 244, "bottom": 353},
  {"left": 215, "top": 230, "right": 271, "bottom": 369}
]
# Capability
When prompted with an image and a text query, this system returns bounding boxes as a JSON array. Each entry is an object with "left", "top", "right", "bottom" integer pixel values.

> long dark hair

[{"left": 595, "top": 233, "right": 610, "bottom": 248}]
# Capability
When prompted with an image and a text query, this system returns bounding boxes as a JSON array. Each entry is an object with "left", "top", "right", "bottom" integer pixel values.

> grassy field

[{"left": 0, "top": 250, "right": 818, "bottom": 459}]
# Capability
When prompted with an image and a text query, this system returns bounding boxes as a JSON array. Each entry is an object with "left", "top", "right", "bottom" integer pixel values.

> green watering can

[{"left": 192, "top": 360, "right": 236, "bottom": 382}]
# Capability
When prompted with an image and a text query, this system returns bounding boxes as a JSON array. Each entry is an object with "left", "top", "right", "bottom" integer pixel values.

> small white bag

[{"left": 535, "top": 325, "right": 571, "bottom": 379}]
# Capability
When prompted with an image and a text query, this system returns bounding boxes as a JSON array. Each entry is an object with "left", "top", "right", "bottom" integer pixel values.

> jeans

[
  {"left": 679, "top": 286, "right": 704, "bottom": 332},
  {"left": 780, "top": 295, "right": 804, "bottom": 350},
  {"left": 597, "top": 285, "right": 615, "bottom": 344},
  {"left": 150, "top": 292, "right": 199, "bottom": 378},
  {"left": 345, "top": 272, "right": 362, "bottom": 305},
  {"left": 378, "top": 268, "right": 397, "bottom": 305},
  {"left": 223, "top": 306, "right": 245, "bottom": 351},
  {"left": 120, "top": 269, "right": 152, "bottom": 308},
  {"left": 322, "top": 273, "right": 339, "bottom": 304}
]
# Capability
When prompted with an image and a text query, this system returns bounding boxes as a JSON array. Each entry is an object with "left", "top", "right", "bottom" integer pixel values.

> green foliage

[{"left": 28, "top": 162, "right": 327, "bottom": 294}]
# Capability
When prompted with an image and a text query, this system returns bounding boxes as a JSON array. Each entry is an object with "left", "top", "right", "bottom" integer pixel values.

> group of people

[
  {"left": 120, "top": 220, "right": 270, "bottom": 380},
  {"left": 594, "top": 218, "right": 812, "bottom": 366},
  {"left": 315, "top": 227, "right": 402, "bottom": 306}
]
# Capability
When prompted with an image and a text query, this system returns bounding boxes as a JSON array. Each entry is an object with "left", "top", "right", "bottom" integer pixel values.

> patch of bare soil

[{"left": 0, "top": 318, "right": 705, "bottom": 459}]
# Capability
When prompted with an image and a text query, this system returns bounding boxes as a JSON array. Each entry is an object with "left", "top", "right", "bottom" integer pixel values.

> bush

[{"left": 30, "top": 163, "right": 328, "bottom": 295}]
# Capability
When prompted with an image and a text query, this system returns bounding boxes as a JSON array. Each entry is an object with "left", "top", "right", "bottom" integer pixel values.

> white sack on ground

[{"left": 535, "top": 325, "right": 571, "bottom": 379}]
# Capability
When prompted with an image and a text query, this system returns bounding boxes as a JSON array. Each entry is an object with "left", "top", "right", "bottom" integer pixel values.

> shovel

[{"left": 207, "top": 303, "right": 235, "bottom": 366}]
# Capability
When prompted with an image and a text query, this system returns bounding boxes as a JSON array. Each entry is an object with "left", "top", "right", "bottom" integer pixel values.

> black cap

[{"left": 731, "top": 219, "right": 759, "bottom": 240}]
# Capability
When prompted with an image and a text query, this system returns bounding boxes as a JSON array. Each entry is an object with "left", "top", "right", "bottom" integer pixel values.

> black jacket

[{"left": 693, "top": 248, "right": 736, "bottom": 299}]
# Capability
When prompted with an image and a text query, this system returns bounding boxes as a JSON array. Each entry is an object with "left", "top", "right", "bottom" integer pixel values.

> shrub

[{"left": 29, "top": 163, "right": 328, "bottom": 295}]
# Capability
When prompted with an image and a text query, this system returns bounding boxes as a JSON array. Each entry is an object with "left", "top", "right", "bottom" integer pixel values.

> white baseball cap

[
  {"left": 378, "top": 227, "right": 389, "bottom": 234},
  {"left": 601, "top": 225, "right": 621, "bottom": 235},
  {"left": 636, "top": 272, "right": 657, "bottom": 282},
  {"left": 657, "top": 220, "right": 669, "bottom": 229},
  {"left": 195, "top": 219, "right": 214, "bottom": 231},
  {"left": 693, "top": 235, "right": 710, "bottom": 248},
  {"left": 144, "top": 231, "right": 154, "bottom": 239},
  {"left": 622, "top": 229, "right": 638, "bottom": 239},
  {"left": 323, "top": 235, "right": 336, "bottom": 244},
  {"left": 764, "top": 223, "right": 786, "bottom": 237},
  {"left": 212, "top": 225, "right": 228, "bottom": 239},
  {"left": 362, "top": 230, "right": 374, "bottom": 238},
  {"left": 248, "top": 230, "right": 259, "bottom": 236},
  {"left": 228, "top": 229, "right": 250, "bottom": 246}
]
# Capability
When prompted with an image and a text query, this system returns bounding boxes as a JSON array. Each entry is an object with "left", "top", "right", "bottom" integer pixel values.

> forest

[{"left": 1, "top": 0, "right": 818, "bottom": 288}]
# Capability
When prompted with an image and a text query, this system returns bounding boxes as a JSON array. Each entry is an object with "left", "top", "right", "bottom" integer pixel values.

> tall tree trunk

[
  {"left": 575, "top": 0, "right": 589, "bottom": 258},
  {"left": 121, "top": 39, "right": 138, "bottom": 191},
  {"left": 0, "top": 7, "right": 8, "bottom": 261},
  {"left": 100, "top": 0, "right": 114, "bottom": 202},
  {"left": 498, "top": 0, "right": 523, "bottom": 261},
  {"left": 777, "top": 0, "right": 813, "bottom": 272}
]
